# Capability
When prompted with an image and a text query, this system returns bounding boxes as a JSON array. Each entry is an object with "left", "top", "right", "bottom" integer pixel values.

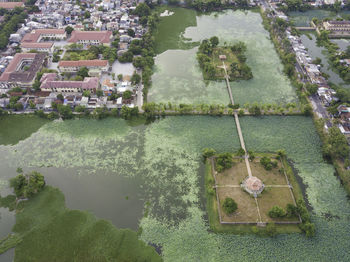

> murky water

[
  {"left": 0, "top": 115, "right": 350, "bottom": 261},
  {"left": 300, "top": 33, "right": 350, "bottom": 88},
  {"left": 288, "top": 10, "right": 350, "bottom": 27},
  {"left": 149, "top": 8, "right": 297, "bottom": 105}
]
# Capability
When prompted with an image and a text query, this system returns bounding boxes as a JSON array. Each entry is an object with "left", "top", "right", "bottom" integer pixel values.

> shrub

[
  {"left": 266, "top": 222, "right": 277, "bottom": 237},
  {"left": 260, "top": 156, "right": 272, "bottom": 170},
  {"left": 300, "top": 222, "right": 315, "bottom": 237},
  {"left": 286, "top": 203, "right": 298, "bottom": 217},
  {"left": 222, "top": 197, "right": 237, "bottom": 214},
  {"left": 215, "top": 153, "right": 233, "bottom": 172},
  {"left": 202, "top": 148, "right": 216, "bottom": 159},
  {"left": 268, "top": 205, "right": 286, "bottom": 218},
  {"left": 236, "top": 147, "right": 245, "bottom": 156}
]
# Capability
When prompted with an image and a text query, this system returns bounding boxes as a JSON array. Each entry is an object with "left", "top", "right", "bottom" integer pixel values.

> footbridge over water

[
  {"left": 221, "top": 61, "right": 252, "bottom": 178},
  {"left": 295, "top": 27, "right": 316, "bottom": 31}
]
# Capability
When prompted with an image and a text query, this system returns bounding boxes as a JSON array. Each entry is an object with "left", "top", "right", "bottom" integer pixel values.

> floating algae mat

[
  {"left": 149, "top": 8, "right": 297, "bottom": 105},
  {"left": 0, "top": 115, "right": 350, "bottom": 261}
]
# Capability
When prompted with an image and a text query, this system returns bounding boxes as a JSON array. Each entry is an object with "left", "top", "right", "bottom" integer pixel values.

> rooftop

[
  {"left": 0, "top": 53, "right": 46, "bottom": 83},
  {"left": 58, "top": 60, "right": 108, "bottom": 67},
  {"left": 68, "top": 31, "right": 112, "bottom": 44},
  {"left": 21, "top": 29, "right": 66, "bottom": 44},
  {"left": 40, "top": 73, "right": 99, "bottom": 90},
  {"left": 0, "top": 2, "right": 24, "bottom": 9}
]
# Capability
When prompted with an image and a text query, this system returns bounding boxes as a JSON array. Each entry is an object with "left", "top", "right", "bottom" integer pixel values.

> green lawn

[{"left": 5, "top": 186, "right": 162, "bottom": 262}]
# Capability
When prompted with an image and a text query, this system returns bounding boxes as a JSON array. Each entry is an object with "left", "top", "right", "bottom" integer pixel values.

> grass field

[{"left": 4, "top": 186, "right": 162, "bottom": 262}]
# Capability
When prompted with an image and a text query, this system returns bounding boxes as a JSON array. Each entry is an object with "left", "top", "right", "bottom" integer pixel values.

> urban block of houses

[
  {"left": 58, "top": 60, "right": 109, "bottom": 75},
  {"left": 21, "top": 29, "right": 67, "bottom": 53},
  {"left": 337, "top": 105, "right": 350, "bottom": 135},
  {"left": 0, "top": 2, "right": 24, "bottom": 9},
  {"left": 68, "top": 31, "right": 113, "bottom": 46},
  {"left": 40, "top": 73, "right": 99, "bottom": 93},
  {"left": 0, "top": 53, "right": 46, "bottom": 88}
]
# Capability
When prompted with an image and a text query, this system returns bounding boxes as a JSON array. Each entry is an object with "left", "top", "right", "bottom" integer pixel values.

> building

[
  {"left": 0, "top": 53, "right": 46, "bottom": 88},
  {"left": 0, "top": 2, "right": 24, "bottom": 9},
  {"left": 21, "top": 29, "right": 66, "bottom": 53},
  {"left": 323, "top": 21, "right": 350, "bottom": 32},
  {"left": 21, "top": 42, "right": 54, "bottom": 53},
  {"left": 58, "top": 60, "right": 109, "bottom": 73},
  {"left": 40, "top": 73, "right": 99, "bottom": 93},
  {"left": 68, "top": 31, "right": 113, "bottom": 46}
]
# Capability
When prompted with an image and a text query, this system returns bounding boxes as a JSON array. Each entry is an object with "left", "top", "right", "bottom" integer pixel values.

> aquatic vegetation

[
  {"left": 150, "top": 9, "right": 297, "bottom": 105},
  {"left": 140, "top": 116, "right": 350, "bottom": 261},
  {"left": 1, "top": 115, "right": 350, "bottom": 261},
  {"left": 10, "top": 186, "right": 161, "bottom": 261},
  {"left": 0, "top": 115, "right": 48, "bottom": 146}
]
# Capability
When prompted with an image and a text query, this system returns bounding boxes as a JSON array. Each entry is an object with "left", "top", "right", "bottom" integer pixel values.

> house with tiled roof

[
  {"left": 21, "top": 29, "right": 66, "bottom": 53},
  {"left": 58, "top": 60, "right": 109, "bottom": 73},
  {"left": 68, "top": 31, "right": 113, "bottom": 46},
  {"left": 40, "top": 73, "right": 99, "bottom": 93},
  {"left": 0, "top": 53, "right": 46, "bottom": 88},
  {"left": 0, "top": 2, "right": 24, "bottom": 9}
]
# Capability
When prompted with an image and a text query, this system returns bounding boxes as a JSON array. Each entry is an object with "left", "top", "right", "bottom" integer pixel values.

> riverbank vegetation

[
  {"left": 0, "top": 173, "right": 162, "bottom": 261},
  {"left": 197, "top": 37, "right": 253, "bottom": 81}
]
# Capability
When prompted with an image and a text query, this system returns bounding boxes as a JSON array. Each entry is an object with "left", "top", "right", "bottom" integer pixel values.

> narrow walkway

[{"left": 221, "top": 61, "right": 252, "bottom": 177}]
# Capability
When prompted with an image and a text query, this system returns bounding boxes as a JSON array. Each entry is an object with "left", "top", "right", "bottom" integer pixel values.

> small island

[
  {"left": 203, "top": 149, "right": 314, "bottom": 237},
  {"left": 197, "top": 37, "right": 253, "bottom": 81}
]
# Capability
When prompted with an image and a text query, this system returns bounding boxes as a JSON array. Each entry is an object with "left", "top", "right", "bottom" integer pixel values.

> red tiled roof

[
  {"left": 40, "top": 73, "right": 99, "bottom": 90},
  {"left": 0, "top": 53, "right": 45, "bottom": 82},
  {"left": 21, "top": 42, "right": 53, "bottom": 48},
  {"left": 0, "top": 2, "right": 24, "bottom": 9},
  {"left": 21, "top": 29, "right": 66, "bottom": 44},
  {"left": 68, "top": 31, "right": 112, "bottom": 44},
  {"left": 58, "top": 60, "right": 108, "bottom": 67}
]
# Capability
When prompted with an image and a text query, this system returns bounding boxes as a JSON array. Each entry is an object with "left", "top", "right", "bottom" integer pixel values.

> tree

[
  {"left": 14, "top": 102, "right": 23, "bottom": 111},
  {"left": 202, "top": 148, "right": 216, "bottom": 159},
  {"left": 286, "top": 203, "right": 298, "bottom": 217},
  {"left": 324, "top": 127, "right": 350, "bottom": 159},
  {"left": 209, "top": 36, "right": 219, "bottom": 47},
  {"left": 249, "top": 105, "right": 261, "bottom": 116},
  {"left": 131, "top": 72, "right": 141, "bottom": 85},
  {"left": 57, "top": 104, "right": 73, "bottom": 119},
  {"left": 268, "top": 205, "right": 286, "bottom": 218},
  {"left": 122, "top": 90, "right": 133, "bottom": 100},
  {"left": 82, "top": 90, "right": 91, "bottom": 97},
  {"left": 9, "top": 171, "right": 45, "bottom": 199},
  {"left": 133, "top": 3, "right": 151, "bottom": 17},
  {"left": 222, "top": 197, "right": 238, "bottom": 214},
  {"left": 266, "top": 222, "right": 277, "bottom": 237},
  {"left": 77, "top": 67, "right": 89, "bottom": 78},
  {"left": 127, "top": 28, "right": 135, "bottom": 37},
  {"left": 57, "top": 93, "right": 64, "bottom": 102},
  {"left": 84, "top": 11, "right": 90, "bottom": 19},
  {"left": 118, "top": 74, "right": 123, "bottom": 81},
  {"left": 65, "top": 26, "right": 74, "bottom": 35},
  {"left": 236, "top": 147, "right": 245, "bottom": 156},
  {"left": 96, "top": 89, "right": 104, "bottom": 97},
  {"left": 121, "top": 105, "right": 139, "bottom": 120},
  {"left": 260, "top": 156, "right": 272, "bottom": 170},
  {"left": 215, "top": 152, "right": 233, "bottom": 172}
]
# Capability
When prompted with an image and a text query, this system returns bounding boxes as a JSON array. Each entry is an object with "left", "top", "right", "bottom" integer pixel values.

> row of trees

[{"left": 0, "top": 10, "right": 27, "bottom": 50}]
